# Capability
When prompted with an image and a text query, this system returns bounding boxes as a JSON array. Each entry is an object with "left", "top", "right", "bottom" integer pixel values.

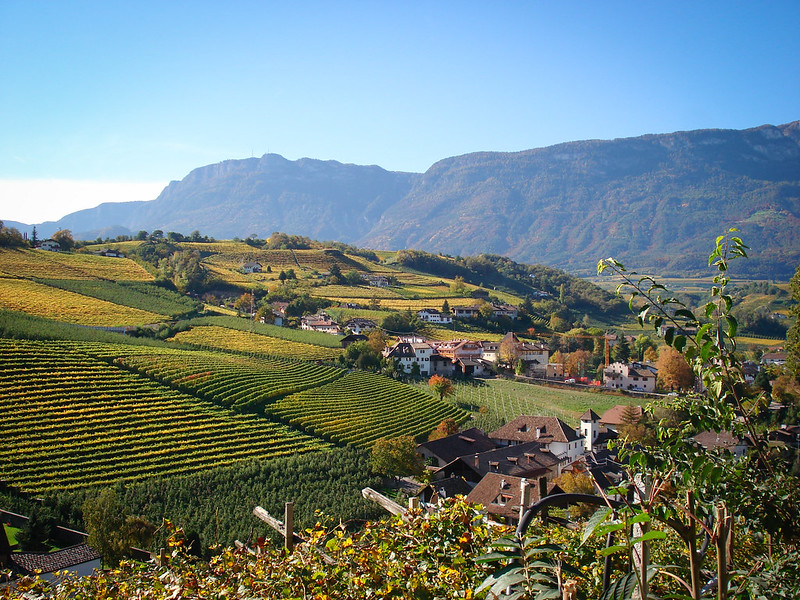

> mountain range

[{"left": 11, "top": 121, "right": 800, "bottom": 277}]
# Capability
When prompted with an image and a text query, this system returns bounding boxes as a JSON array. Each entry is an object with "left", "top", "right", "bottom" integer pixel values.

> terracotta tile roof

[
  {"left": 580, "top": 409, "right": 601, "bottom": 422},
  {"left": 490, "top": 416, "right": 580, "bottom": 444},
  {"left": 466, "top": 473, "right": 529, "bottom": 521},
  {"left": 10, "top": 544, "right": 101, "bottom": 575},
  {"left": 692, "top": 430, "right": 747, "bottom": 452},
  {"left": 599, "top": 405, "right": 644, "bottom": 427}
]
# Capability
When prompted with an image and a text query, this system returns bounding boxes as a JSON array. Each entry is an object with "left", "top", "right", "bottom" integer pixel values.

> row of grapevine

[
  {"left": 0, "top": 248, "right": 153, "bottom": 281},
  {"left": 167, "top": 325, "right": 343, "bottom": 361},
  {"left": 265, "top": 371, "right": 469, "bottom": 448},
  {"left": 0, "top": 278, "right": 166, "bottom": 326},
  {"left": 39, "top": 279, "right": 201, "bottom": 318},
  {"left": 69, "top": 340, "right": 344, "bottom": 413},
  {"left": 0, "top": 339, "right": 329, "bottom": 493}
]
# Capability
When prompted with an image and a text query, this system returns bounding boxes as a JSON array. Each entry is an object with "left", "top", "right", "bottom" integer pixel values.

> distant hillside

[
  {"left": 19, "top": 121, "right": 800, "bottom": 278},
  {"left": 365, "top": 121, "right": 800, "bottom": 278}
]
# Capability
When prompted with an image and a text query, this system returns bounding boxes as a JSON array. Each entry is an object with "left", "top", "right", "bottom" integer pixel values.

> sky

[{"left": 1, "top": 1, "right": 799, "bottom": 225}]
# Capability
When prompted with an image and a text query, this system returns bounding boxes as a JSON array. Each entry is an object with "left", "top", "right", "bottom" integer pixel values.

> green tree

[
  {"left": 370, "top": 436, "right": 424, "bottom": 483},
  {"left": 611, "top": 333, "right": 631, "bottom": 362},
  {"left": 450, "top": 276, "right": 466, "bottom": 294},
  {"left": 634, "top": 334, "right": 657, "bottom": 361},
  {"left": 52, "top": 229, "right": 75, "bottom": 251},
  {"left": 786, "top": 264, "right": 800, "bottom": 378},
  {"left": 82, "top": 488, "right": 127, "bottom": 566},
  {"left": 441, "top": 299, "right": 451, "bottom": 314}
]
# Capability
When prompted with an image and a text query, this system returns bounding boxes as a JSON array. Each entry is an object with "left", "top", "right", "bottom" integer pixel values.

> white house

[
  {"left": 343, "top": 318, "right": 377, "bottom": 335},
  {"left": 39, "top": 240, "right": 61, "bottom": 252},
  {"left": 452, "top": 305, "right": 481, "bottom": 319},
  {"left": 383, "top": 341, "right": 433, "bottom": 375},
  {"left": 489, "top": 416, "right": 585, "bottom": 465},
  {"left": 300, "top": 314, "right": 342, "bottom": 335},
  {"left": 603, "top": 362, "right": 656, "bottom": 392},
  {"left": 417, "top": 308, "right": 453, "bottom": 324},
  {"left": 242, "top": 261, "right": 263, "bottom": 274}
]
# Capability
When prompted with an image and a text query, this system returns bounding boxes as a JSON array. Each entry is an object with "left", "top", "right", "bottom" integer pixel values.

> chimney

[
  {"left": 520, "top": 478, "right": 534, "bottom": 512},
  {"left": 535, "top": 427, "right": 541, "bottom": 439},
  {"left": 538, "top": 477, "right": 548, "bottom": 500},
  {"left": 474, "top": 453, "right": 479, "bottom": 468}
]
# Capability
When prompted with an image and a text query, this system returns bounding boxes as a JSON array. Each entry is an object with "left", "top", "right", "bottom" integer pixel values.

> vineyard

[
  {"left": 189, "top": 316, "right": 344, "bottom": 348},
  {"left": 39, "top": 279, "right": 201, "bottom": 318},
  {"left": 413, "top": 377, "right": 622, "bottom": 424},
  {"left": 168, "top": 325, "right": 343, "bottom": 361},
  {"left": 73, "top": 341, "right": 344, "bottom": 413},
  {"left": 0, "top": 278, "right": 167, "bottom": 326},
  {"left": 0, "top": 248, "right": 153, "bottom": 281},
  {"left": 266, "top": 371, "right": 469, "bottom": 448},
  {"left": 0, "top": 339, "right": 329, "bottom": 493}
]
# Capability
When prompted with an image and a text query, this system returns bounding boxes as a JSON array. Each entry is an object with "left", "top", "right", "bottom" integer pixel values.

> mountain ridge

[{"left": 10, "top": 121, "right": 800, "bottom": 277}]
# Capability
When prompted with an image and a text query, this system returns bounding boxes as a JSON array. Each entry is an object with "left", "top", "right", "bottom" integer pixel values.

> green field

[{"left": 414, "top": 377, "right": 624, "bottom": 426}]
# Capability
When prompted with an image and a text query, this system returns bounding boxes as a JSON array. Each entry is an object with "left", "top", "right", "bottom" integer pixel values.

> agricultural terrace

[
  {"left": 0, "top": 278, "right": 166, "bottom": 326},
  {"left": 0, "top": 248, "right": 154, "bottom": 281},
  {"left": 168, "top": 325, "right": 343, "bottom": 361},
  {"left": 0, "top": 339, "right": 329, "bottom": 493},
  {"left": 266, "top": 371, "right": 469, "bottom": 448},
  {"left": 416, "top": 377, "right": 623, "bottom": 426},
  {"left": 39, "top": 279, "right": 200, "bottom": 318},
  {"left": 74, "top": 341, "right": 344, "bottom": 413},
  {"left": 189, "top": 316, "right": 344, "bottom": 348}
]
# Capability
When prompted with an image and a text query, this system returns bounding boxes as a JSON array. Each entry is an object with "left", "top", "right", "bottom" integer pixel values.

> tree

[
  {"left": 442, "top": 299, "right": 451, "bottom": 314},
  {"left": 428, "top": 375, "right": 455, "bottom": 402},
  {"left": 617, "top": 404, "right": 649, "bottom": 444},
  {"left": 31, "top": 226, "right": 38, "bottom": 248},
  {"left": 370, "top": 436, "right": 424, "bottom": 483},
  {"left": 450, "top": 276, "right": 466, "bottom": 294},
  {"left": 548, "top": 315, "right": 568, "bottom": 332},
  {"left": 634, "top": 334, "right": 657, "bottom": 361},
  {"left": 772, "top": 374, "right": 800, "bottom": 406},
  {"left": 278, "top": 270, "right": 287, "bottom": 282},
  {"left": 498, "top": 336, "right": 520, "bottom": 365},
  {"left": 550, "top": 350, "right": 564, "bottom": 364},
  {"left": 233, "top": 293, "right": 253, "bottom": 315},
  {"left": 478, "top": 301, "right": 494, "bottom": 320},
  {"left": 344, "top": 269, "right": 363, "bottom": 285},
  {"left": 643, "top": 345, "right": 659, "bottom": 363},
  {"left": 428, "top": 418, "right": 460, "bottom": 441},
  {"left": 564, "top": 349, "right": 590, "bottom": 377},
  {"left": 367, "top": 329, "right": 388, "bottom": 354},
  {"left": 656, "top": 346, "right": 695, "bottom": 391},
  {"left": 611, "top": 334, "right": 631, "bottom": 363},
  {"left": 52, "top": 229, "right": 74, "bottom": 251},
  {"left": 786, "top": 264, "right": 800, "bottom": 378}
]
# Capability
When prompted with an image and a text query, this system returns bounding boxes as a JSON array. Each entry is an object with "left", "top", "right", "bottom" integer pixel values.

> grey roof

[
  {"left": 11, "top": 544, "right": 101, "bottom": 575},
  {"left": 418, "top": 428, "right": 498, "bottom": 464}
]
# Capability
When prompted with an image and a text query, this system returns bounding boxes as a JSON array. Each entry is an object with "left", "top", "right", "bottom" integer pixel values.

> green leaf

[
  {"left": 598, "top": 544, "right": 628, "bottom": 557},
  {"left": 582, "top": 506, "right": 612, "bottom": 545},
  {"left": 599, "top": 571, "right": 639, "bottom": 600},
  {"left": 628, "top": 511, "right": 652, "bottom": 525},
  {"left": 630, "top": 530, "right": 667, "bottom": 544}
]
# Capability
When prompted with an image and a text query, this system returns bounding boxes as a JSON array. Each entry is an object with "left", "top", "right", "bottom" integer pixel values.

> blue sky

[{"left": 1, "top": 1, "right": 799, "bottom": 223}]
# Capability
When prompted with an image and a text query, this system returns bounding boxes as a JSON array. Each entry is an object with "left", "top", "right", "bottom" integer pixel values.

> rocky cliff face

[{"left": 30, "top": 121, "right": 800, "bottom": 277}]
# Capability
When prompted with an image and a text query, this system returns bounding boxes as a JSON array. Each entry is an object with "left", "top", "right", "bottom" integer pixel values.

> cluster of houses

[
  {"left": 413, "top": 409, "right": 624, "bottom": 524},
  {"left": 412, "top": 409, "right": 800, "bottom": 526}
]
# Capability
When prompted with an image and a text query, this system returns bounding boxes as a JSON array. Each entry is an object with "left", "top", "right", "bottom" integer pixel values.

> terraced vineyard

[
  {"left": 266, "top": 371, "right": 469, "bottom": 448},
  {"left": 74, "top": 342, "right": 344, "bottom": 412},
  {"left": 0, "top": 339, "right": 329, "bottom": 493},
  {"left": 0, "top": 248, "right": 153, "bottom": 281},
  {"left": 168, "top": 325, "right": 343, "bottom": 361},
  {"left": 0, "top": 278, "right": 167, "bottom": 326}
]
